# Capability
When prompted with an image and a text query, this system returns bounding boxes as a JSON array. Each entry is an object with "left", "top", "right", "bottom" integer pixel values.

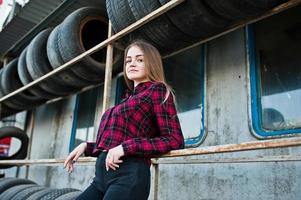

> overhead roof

[{"left": 0, "top": 0, "right": 106, "bottom": 61}]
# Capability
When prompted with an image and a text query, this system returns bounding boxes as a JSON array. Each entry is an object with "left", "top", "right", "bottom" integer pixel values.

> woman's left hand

[{"left": 105, "top": 145, "right": 125, "bottom": 171}]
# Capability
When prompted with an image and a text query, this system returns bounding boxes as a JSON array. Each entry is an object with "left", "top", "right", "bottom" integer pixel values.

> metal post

[
  {"left": 25, "top": 111, "right": 35, "bottom": 179},
  {"left": 152, "top": 162, "right": 159, "bottom": 200},
  {"left": 102, "top": 21, "right": 114, "bottom": 114}
]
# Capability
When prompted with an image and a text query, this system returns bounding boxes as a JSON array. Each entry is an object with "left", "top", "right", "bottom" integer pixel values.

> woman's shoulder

[
  {"left": 149, "top": 81, "right": 167, "bottom": 92},
  {"left": 148, "top": 82, "right": 172, "bottom": 103}
]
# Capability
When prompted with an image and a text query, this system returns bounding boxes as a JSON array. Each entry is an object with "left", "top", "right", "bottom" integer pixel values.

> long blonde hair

[{"left": 123, "top": 40, "right": 174, "bottom": 102}]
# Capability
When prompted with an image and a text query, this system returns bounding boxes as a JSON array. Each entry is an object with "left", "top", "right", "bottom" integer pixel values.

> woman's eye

[
  {"left": 125, "top": 60, "right": 131, "bottom": 64},
  {"left": 137, "top": 59, "right": 143, "bottom": 63}
]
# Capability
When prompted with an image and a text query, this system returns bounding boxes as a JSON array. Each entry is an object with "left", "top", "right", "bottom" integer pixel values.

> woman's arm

[
  {"left": 84, "top": 142, "right": 96, "bottom": 156},
  {"left": 64, "top": 142, "right": 87, "bottom": 173}
]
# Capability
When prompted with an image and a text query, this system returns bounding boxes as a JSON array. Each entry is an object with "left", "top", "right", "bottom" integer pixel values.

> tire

[
  {"left": 158, "top": 0, "right": 230, "bottom": 38},
  {"left": 18, "top": 47, "right": 58, "bottom": 100},
  {"left": 46, "top": 25, "right": 93, "bottom": 88},
  {"left": 26, "top": 29, "right": 79, "bottom": 96},
  {"left": 0, "top": 77, "right": 21, "bottom": 113},
  {"left": 11, "top": 185, "right": 45, "bottom": 200},
  {"left": 0, "top": 104, "right": 19, "bottom": 119},
  {"left": 26, "top": 188, "right": 54, "bottom": 200},
  {"left": 55, "top": 191, "right": 81, "bottom": 200},
  {"left": 105, "top": 0, "right": 156, "bottom": 47},
  {"left": 1, "top": 58, "right": 46, "bottom": 110},
  {"left": 127, "top": 0, "right": 192, "bottom": 53},
  {"left": 106, "top": 0, "right": 135, "bottom": 32},
  {"left": 39, "top": 188, "right": 80, "bottom": 200},
  {"left": 58, "top": 7, "right": 122, "bottom": 82},
  {"left": 0, "top": 126, "right": 29, "bottom": 169},
  {"left": 203, "top": 0, "right": 286, "bottom": 21},
  {"left": 0, "top": 86, "right": 20, "bottom": 118},
  {"left": 0, "top": 65, "right": 25, "bottom": 111},
  {"left": 0, "top": 178, "right": 36, "bottom": 194},
  {"left": 0, "top": 184, "right": 36, "bottom": 199}
]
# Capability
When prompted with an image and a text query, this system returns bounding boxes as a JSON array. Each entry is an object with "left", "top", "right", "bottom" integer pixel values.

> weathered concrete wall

[{"left": 156, "top": 28, "right": 301, "bottom": 200}]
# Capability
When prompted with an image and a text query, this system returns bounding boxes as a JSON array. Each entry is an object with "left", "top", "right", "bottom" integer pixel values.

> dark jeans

[{"left": 76, "top": 152, "right": 151, "bottom": 200}]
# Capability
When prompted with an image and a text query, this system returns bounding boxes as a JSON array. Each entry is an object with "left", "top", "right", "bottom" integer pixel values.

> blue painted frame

[
  {"left": 246, "top": 25, "right": 301, "bottom": 137},
  {"left": 69, "top": 95, "right": 80, "bottom": 152},
  {"left": 184, "top": 45, "right": 206, "bottom": 146}
]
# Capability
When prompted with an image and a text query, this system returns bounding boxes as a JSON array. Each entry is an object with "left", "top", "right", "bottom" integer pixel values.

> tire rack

[{"left": 0, "top": 0, "right": 301, "bottom": 200}]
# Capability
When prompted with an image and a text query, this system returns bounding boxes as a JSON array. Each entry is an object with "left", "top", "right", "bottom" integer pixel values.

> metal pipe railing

[{"left": 1, "top": 136, "right": 301, "bottom": 166}]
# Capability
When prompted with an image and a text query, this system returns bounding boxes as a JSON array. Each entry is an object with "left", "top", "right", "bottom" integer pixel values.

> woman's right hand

[{"left": 64, "top": 142, "right": 87, "bottom": 173}]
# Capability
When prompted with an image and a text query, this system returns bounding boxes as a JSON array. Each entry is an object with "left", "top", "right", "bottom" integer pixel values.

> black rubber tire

[
  {"left": 1, "top": 58, "right": 46, "bottom": 110},
  {"left": 26, "top": 29, "right": 79, "bottom": 96},
  {"left": 247, "top": 0, "right": 287, "bottom": 9},
  {"left": 159, "top": 0, "right": 230, "bottom": 38},
  {"left": 58, "top": 7, "right": 108, "bottom": 82},
  {"left": 105, "top": 0, "right": 156, "bottom": 47},
  {"left": 203, "top": 0, "right": 286, "bottom": 21},
  {"left": 0, "top": 61, "right": 26, "bottom": 110},
  {"left": 0, "top": 102, "right": 19, "bottom": 119},
  {"left": 106, "top": 0, "right": 136, "bottom": 32},
  {"left": 11, "top": 185, "right": 45, "bottom": 200},
  {"left": 39, "top": 188, "right": 80, "bottom": 200},
  {"left": 46, "top": 25, "right": 93, "bottom": 88},
  {"left": 0, "top": 78, "right": 20, "bottom": 118},
  {"left": 127, "top": 0, "right": 192, "bottom": 53},
  {"left": 18, "top": 47, "right": 61, "bottom": 100},
  {"left": 0, "top": 184, "right": 36, "bottom": 199},
  {"left": 55, "top": 191, "right": 81, "bottom": 200},
  {"left": 0, "top": 178, "right": 36, "bottom": 194},
  {"left": 0, "top": 126, "right": 29, "bottom": 169},
  {"left": 0, "top": 80, "right": 21, "bottom": 114},
  {"left": 26, "top": 188, "right": 55, "bottom": 200}
]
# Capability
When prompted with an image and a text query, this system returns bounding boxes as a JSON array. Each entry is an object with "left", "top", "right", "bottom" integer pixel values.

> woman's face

[{"left": 125, "top": 46, "right": 149, "bottom": 86}]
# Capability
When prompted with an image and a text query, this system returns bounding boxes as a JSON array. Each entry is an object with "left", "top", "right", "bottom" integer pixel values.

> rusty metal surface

[
  {"left": 162, "top": 137, "right": 301, "bottom": 157},
  {"left": 152, "top": 155, "right": 301, "bottom": 164}
]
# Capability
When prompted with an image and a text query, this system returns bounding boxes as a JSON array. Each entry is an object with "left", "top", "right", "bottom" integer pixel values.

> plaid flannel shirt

[{"left": 85, "top": 81, "right": 184, "bottom": 159}]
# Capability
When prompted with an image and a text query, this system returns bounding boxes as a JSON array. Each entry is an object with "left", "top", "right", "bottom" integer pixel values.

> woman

[{"left": 64, "top": 40, "right": 184, "bottom": 200}]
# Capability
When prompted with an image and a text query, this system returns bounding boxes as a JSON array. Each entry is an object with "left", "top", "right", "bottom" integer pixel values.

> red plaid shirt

[{"left": 85, "top": 81, "right": 184, "bottom": 159}]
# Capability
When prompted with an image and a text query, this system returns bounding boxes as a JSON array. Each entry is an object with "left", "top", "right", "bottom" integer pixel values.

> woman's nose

[{"left": 129, "top": 60, "right": 136, "bottom": 66}]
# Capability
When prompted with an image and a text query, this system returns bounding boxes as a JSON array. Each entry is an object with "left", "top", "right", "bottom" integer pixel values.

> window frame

[{"left": 246, "top": 25, "right": 301, "bottom": 138}]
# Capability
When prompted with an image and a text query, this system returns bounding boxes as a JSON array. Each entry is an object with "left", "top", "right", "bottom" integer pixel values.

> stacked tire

[
  {"left": 203, "top": 0, "right": 287, "bottom": 21},
  {"left": 0, "top": 126, "right": 29, "bottom": 169},
  {"left": 0, "top": 7, "right": 122, "bottom": 119},
  {"left": 106, "top": 0, "right": 287, "bottom": 54},
  {"left": 0, "top": 178, "right": 81, "bottom": 200}
]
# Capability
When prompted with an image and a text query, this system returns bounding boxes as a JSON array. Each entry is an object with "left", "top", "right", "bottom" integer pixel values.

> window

[
  {"left": 164, "top": 45, "right": 205, "bottom": 146},
  {"left": 247, "top": 6, "right": 301, "bottom": 137},
  {"left": 69, "top": 86, "right": 101, "bottom": 151}
]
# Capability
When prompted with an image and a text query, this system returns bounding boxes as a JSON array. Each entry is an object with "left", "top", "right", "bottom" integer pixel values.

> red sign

[{"left": 0, "top": 0, "right": 3, "bottom": 6}]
